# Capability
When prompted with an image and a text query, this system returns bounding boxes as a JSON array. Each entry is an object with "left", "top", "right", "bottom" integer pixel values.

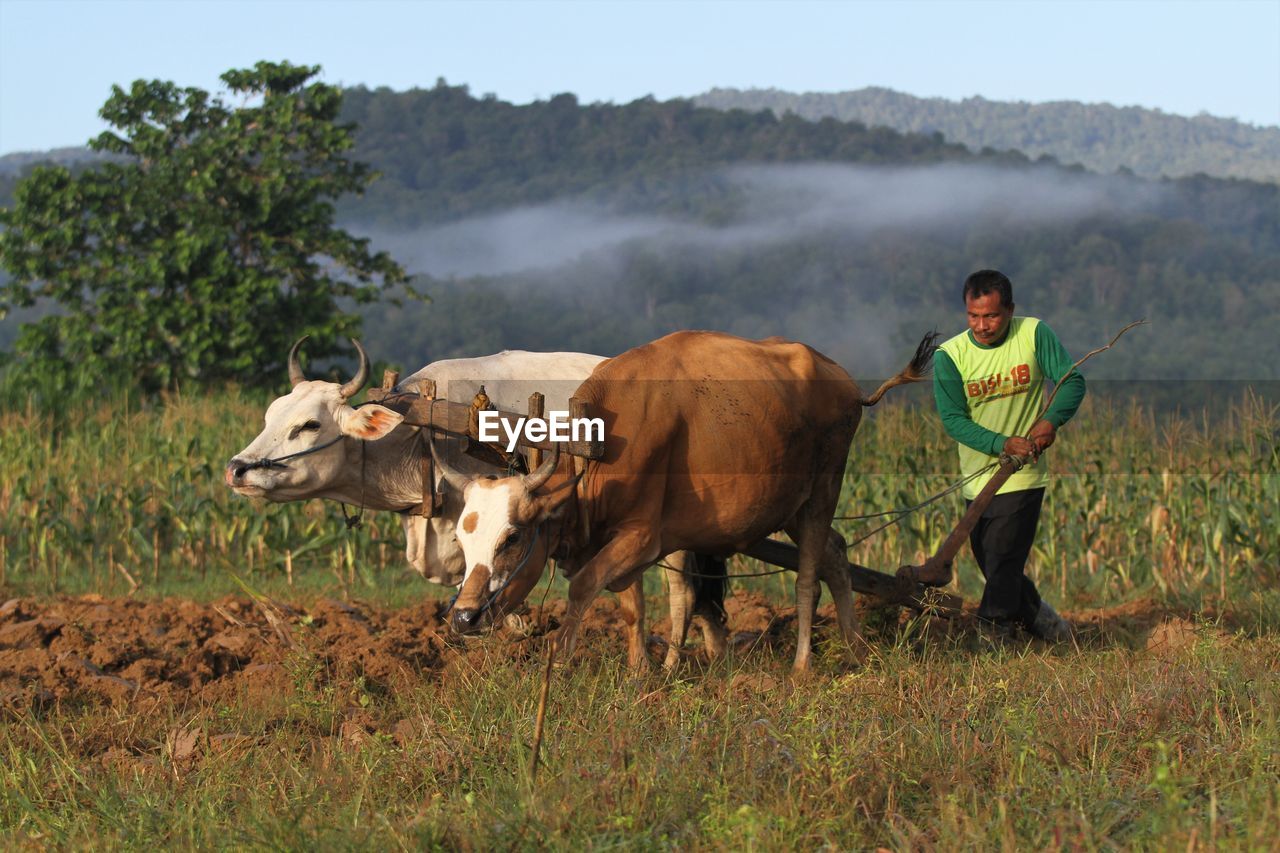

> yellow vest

[{"left": 938, "top": 317, "right": 1051, "bottom": 499}]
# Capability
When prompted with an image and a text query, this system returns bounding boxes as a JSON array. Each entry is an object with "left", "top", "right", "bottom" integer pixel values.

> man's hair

[{"left": 963, "top": 269, "right": 1014, "bottom": 308}]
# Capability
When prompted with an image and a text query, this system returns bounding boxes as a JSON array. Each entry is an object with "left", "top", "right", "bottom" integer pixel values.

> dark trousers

[{"left": 968, "top": 487, "right": 1045, "bottom": 629}]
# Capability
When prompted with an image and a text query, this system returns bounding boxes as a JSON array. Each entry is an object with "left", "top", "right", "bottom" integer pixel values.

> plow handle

[{"left": 898, "top": 452, "right": 1034, "bottom": 587}]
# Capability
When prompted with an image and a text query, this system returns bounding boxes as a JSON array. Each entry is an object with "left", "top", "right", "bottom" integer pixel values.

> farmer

[{"left": 933, "top": 269, "right": 1084, "bottom": 641}]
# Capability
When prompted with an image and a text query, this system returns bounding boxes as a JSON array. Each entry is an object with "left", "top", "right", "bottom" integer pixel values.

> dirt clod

[{"left": 1145, "top": 617, "right": 1200, "bottom": 653}]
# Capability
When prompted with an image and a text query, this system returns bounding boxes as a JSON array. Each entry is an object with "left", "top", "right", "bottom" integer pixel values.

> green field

[{"left": 2, "top": 389, "right": 1278, "bottom": 847}]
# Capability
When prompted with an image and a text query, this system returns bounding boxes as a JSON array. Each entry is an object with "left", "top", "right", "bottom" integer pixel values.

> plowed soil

[{"left": 0, "top": 590, "right": 1216, "bottom": 712}]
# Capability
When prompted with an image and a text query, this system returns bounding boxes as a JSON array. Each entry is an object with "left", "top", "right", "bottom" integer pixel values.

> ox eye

[{"left": 288, "top": 420, "right": 321, "bottom": 439}]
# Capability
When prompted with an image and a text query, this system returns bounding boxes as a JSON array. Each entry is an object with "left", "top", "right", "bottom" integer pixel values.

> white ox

[
  {"left": 225, "top": 339, "right": 726, "bottom": 666},
  {"left": 226, "top": 338, "right": 603, "bottom": 586}
]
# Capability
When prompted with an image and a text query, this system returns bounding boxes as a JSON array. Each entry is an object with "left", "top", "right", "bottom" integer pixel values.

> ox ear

[
  {"left": 517, "top": 473, "right": 580, "bottom": 525},
  {"left": 337, "top": 404, "right": 404, "bottom": 441}
]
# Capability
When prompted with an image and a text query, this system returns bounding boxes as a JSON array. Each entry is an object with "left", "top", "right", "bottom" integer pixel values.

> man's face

[{"left": 966, "top": 291, "right": 1014, "bottom": 345}]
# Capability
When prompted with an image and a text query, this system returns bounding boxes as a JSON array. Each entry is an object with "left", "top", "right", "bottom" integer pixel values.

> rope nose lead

[{"left": 239, "top": 434, "right": 346, "bottom": 471}]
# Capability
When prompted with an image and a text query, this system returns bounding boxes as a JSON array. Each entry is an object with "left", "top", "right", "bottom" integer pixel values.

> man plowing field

[{"left": 932, "top": 269, "right": 1085, "bottom": 641}]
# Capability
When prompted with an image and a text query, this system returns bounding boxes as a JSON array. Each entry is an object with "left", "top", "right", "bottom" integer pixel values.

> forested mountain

[
  {"left": 694, "top": 87, "right": 1280, "bottom": 184},
  {"left": 335, "top": 86, "right": 981, "bottom": 227},
  {"left": 332, "top": 83, "right": 1278, "bottom": 390},
  {"left": 3, "top": 81, "right": 1278, "bottom": 398}
]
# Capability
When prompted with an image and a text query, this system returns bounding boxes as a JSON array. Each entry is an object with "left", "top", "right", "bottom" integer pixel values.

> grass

[
  {"left": 1, "top": 386, "right": 1278, "bottom": 848},
  {"left": 3, "top": 628, "right": 1278, "bottom": 848}
]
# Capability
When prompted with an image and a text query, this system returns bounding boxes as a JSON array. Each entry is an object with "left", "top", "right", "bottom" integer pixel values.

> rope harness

[{"left": 237, "top": 434, "right": 346, "bottom": 471}]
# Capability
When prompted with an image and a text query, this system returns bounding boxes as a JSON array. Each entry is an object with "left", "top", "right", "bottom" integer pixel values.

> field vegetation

[{"left": 1, "top": 387, "right": 1277, "bottom": 847}]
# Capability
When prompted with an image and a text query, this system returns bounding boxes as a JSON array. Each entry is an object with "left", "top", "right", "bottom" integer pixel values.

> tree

[{"left": 0, "top": 61, "right": 408, "bottom": 395}]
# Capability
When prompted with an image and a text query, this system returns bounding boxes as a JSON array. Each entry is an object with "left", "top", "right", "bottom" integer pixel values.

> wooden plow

[{"left": 742, "top": 452, "right": 1034, "bottom": 618}]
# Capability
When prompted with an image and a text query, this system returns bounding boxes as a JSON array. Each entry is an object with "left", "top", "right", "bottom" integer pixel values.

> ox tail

[{"left": 858, "top": 330, "right": 941, "bottom": 406}]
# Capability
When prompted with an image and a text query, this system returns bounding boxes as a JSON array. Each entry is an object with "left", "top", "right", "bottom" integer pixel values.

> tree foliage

[{"left": 0, "top": 61, "right": 407, "bottom": 395}]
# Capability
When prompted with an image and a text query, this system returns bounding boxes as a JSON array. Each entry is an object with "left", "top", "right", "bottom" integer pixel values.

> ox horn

[
  {"left": 338, "top": 339, "right": 370, "bottom": 400},
  {"left": 522, "top": 442, "right": 560, "bottom": 492},
  {"left": 429, "top": 437, "right": 474, "bottom": 493},
  {"left": 288, "top": 335, "right": 310, "bottom": 387}
]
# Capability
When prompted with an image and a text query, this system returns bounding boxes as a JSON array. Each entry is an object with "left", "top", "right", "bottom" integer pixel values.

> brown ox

[{"left": 436, "top": 330, "right": 936, "bottom": 673}]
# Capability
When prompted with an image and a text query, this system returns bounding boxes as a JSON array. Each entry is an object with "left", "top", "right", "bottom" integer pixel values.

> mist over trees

[
  {"left": 332, "top": 82, "right": 1278, "bottom": 391},
  {"left": 694, "top": 86, "right": 1280, "bottom": 184},
  {"left": 2, "top": 78, "right": 1277, "bottom": 400}
]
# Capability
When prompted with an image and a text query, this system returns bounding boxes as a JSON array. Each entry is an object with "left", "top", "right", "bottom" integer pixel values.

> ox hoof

[
  {"left": 547, "top": 625, "right": 581, "bottom": 664},
  {"left": 836, "top": 636, "right": 872, "bottom": 669},
  {"left": 695, "top": 618, "right": 729, "bottom": 661},
  {"left": 503, "top": 612, "right": 535, "bottom": 637}
]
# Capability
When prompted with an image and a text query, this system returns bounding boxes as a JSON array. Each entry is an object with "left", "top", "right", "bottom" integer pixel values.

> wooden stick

[
  {"left": 901, "top": 454, "right": 1029, "bottom": 586},
  {"left": 527, "top": 392, "right": 545, "bottom": 472},
  {"left": 530, "top": 640, "right": 556, "bottom": 780},
  {"left": 48, "top": 530, "right": 57, "bottom": 590},
  {"left": 1035, "top": 319, "right": 1147, "bottom": 426},
  {"left": 116, "top": 561, "right": 141, "bottom": 596}
]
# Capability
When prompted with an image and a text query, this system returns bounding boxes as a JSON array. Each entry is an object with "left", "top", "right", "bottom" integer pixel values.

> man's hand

[
  {"left": 1028, "top": 419, "right": 1057, "bottom": 453},
  {"left": 1002, "top": 436, "right": 1037, "bottom": 459}
]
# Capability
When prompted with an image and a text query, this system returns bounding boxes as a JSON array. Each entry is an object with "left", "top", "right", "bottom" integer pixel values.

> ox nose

[
  {"left": 226, "top": 459, "right": 251, "bottom": 486},
  {"left": 452, "top": 607, "right": 483, "bottom": 634}
]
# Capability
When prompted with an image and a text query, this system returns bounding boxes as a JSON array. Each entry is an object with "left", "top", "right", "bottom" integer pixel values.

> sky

[{"left": 0, "top": 0, "right": 1277, "bottom": 155}]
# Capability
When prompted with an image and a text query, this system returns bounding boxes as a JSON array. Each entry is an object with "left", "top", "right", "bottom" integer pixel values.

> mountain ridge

[{"left": 694, "top": 86, "right": 1280, "bottom": 183}]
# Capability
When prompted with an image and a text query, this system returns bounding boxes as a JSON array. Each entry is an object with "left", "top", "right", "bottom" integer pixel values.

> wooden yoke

[
  {"left": 467, "top": 386, "right": 491, "bottom": 440},
  {"left": 567, "top": 397, "right": 604, "bottom": 460},
  {"left": 364, "top": 380, "right": 605, "bottom": 462},
  {"left": 371, "top": 370, "right": 445, "bottom": 519},
  {"left": 362, "top": 378, "right": 604, "bottom": 526},
  {"left": 567, "top": 397, "right": 598, "bottom": 543},
  {"left": 527, "top": 392, "right": 545, "bottom": 471}
]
